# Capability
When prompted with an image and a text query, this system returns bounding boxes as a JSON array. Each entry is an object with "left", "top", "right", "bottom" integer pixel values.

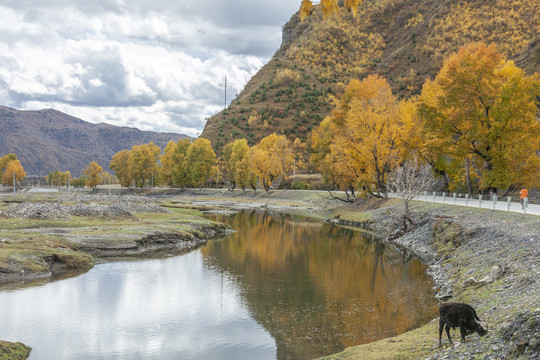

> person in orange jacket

[{"left": 519, "top": 187, "right": 528, "bottom": 209}]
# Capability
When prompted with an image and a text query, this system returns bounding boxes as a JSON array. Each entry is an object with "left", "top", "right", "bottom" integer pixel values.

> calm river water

[{"left": 0, "top": 210, "right": 438, "bottom": 359}]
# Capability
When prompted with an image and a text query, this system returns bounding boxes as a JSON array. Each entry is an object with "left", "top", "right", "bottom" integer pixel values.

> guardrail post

[
  {"left": 465, "top": 194, "right": 469, "bottom": 206},
  {"left": 433, "top": 191, "right": 436, "bottom": 202},
  {"left": 524, "top": 197, "right": 528, "bottom": 215},
  {"left": 453, "top": 193, "right": 456, "bottom": 205},
  {"left": 479, "top": 194, "right": 482, "bottom": 208},
  {"left": 507, "top": 196, "right": 511, "bottom": 212},
  {"left": 492, "top": 194, "right": 497, "bottom": 210},
  {"left": 442, "top": 192, "right": 446, "bottom": 204},
  {"left": 424, "top": 191, "right": 427, "bottom": 202}
]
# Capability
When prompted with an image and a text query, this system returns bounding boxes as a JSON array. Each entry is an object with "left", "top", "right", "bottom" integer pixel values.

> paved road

[{"left": 401, "top": 193, "right": 540, "bottom": 217}]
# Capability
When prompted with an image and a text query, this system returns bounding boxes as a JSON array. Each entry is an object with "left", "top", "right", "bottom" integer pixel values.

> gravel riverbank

[{"left": 329, "top": 199, "right": 540, "bottom": 359}]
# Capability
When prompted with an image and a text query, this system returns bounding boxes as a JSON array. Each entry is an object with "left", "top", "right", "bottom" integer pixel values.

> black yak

[{"left": 438, "top": 302, "right": 487, "bottom": 346}]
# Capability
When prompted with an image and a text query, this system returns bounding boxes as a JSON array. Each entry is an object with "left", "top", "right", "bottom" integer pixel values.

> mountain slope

[
  {"left": 201, "top": 0, "right": 540, "bottom": 152},
  {"left": 0, "top": 106, "right": 190, "bottom": 176}
]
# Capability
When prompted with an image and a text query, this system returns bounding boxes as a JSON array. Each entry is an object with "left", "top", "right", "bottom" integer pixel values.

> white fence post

[
  {"left": 507, "top": 196, "right": 511, "bottom": 212},
  {"left": 492, "top": 194, "right": 497, "bottom": 211},
  {"left": 433, "top": 191, "right": 436, "bottom": 202},
  {"left": 479, "top": 194, "right": 483, "bottom": 208},
  {"left": 424, "top": 191, "right": 427, "bottom": 202},
  {"left": 442, "top": 192, "right": 446, "bottom": 204},
  {"left": 466, "top": 194, "right": 469, "bottom": 206},
  {"left": 524, "top": 197, "right": 528, "bottom": 215},
  {"left": 453, "top": 193, "right": 457, "bottom": 205}
]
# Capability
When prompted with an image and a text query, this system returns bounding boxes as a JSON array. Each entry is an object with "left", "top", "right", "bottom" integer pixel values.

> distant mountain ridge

[{"left": 0, "top": 106, "right": 191, "bottom": 176}]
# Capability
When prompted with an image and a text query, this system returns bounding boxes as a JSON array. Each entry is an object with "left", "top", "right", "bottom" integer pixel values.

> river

[{"left": 0, "top": 210, "right": 438, "bottom": 359}]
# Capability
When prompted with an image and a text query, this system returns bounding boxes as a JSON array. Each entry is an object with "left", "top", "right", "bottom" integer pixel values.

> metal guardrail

[{"left": 389, "top": 191, "right": 539, "bottom": 216}]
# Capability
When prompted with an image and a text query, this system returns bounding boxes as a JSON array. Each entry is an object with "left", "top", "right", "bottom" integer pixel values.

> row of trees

[
  {"left": 310, "top": 42, "right": 540, "bottom": 198},
  {"left": 109, "top": 139, "right": 216, "bottom": 189},
  {"left": 105, "top": 133, "right": 308, "bottom": 192},
  {"left": 222, "top": 135, "right": 306, "bottom": 192}
]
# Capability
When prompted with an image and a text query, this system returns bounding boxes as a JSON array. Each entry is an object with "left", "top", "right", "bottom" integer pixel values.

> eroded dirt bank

[{"left": 0, "top": 192, "right": 232, "bottom": 284}]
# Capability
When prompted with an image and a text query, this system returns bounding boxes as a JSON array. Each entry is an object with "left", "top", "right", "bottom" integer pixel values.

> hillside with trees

[{"left": 200, "top": 0, "right": 540, "bottom": 152}]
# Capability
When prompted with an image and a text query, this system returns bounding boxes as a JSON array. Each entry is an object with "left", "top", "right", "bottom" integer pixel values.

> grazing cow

[{"left": 438, "top": 302, "right": 487, "bottom": 346}]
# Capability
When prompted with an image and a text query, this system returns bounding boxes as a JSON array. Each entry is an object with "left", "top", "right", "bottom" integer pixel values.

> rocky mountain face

[
  {"left": 0, "top": 106, "right": 190, "bottom": 176},
  {"left": 201, "top": 0, "right": 539, "bottom": 153}
]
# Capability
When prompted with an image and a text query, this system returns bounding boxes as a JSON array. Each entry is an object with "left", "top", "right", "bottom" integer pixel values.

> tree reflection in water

[{"left": 203, "top": 210, "right": 438, "bottom": 359}]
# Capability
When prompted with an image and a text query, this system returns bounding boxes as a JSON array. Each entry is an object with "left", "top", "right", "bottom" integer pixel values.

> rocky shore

[{"left": 328, "top": 198, "right": 540, "bottom": 359}]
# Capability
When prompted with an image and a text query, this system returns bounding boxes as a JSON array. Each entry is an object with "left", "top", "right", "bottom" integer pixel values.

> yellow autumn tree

[
  {"left": 172, "top": 139, "right": 192, "bottom": 187},
  {"left": 129, "top": 143, "right": 161, "bottom": 188},
  {"left": 299, "top": 0, "right": 313, "bottom": 22},
  {"left": 83, "top": 161, "right": 103, "bottom": 189},
  {"left": 186, "top": 138, "right": 216, "bottom": 188},
  {"left": 417, "top": 42, "right": 540, "bottom": 193},
  {"left": 321, "top": 0, "right": 340, "bottom": 18},
  {"left": 160, "top": 140, "right": 177, "bottom": 187},
  {"left": 1, "top": 160, "right": 26, "bottom": 188},
  {"left": 248, "top": 145, "right": 278, "bottom": 192},
  {"left": 311, "top": 75, "right": 404, "bottom": 198},
  {"left": 110, "top": 150, "right": 132, "bottom": 188},
  {"left": 0, "top": 154, "right": 17, "bottom": 179},
  {"left": 224, "top": 139, "right": 251, "bottom": 190},
  {"left": 344, "top": 0, "right": 361, "bottom": 18},
  {"left": 258, "top": 133, "right": 294, "bottom": 184}
]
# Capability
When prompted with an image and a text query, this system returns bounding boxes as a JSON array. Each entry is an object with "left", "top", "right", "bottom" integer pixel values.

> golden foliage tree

[
  {"left": 311, "top": 75, "right": 404, "bottom": 198},
  {"left": 344, "top": 0, "right": 362, "bottom": 18},
  {"left": 417, "top": 42, "right": 540, "bottom": 192},
  {"left": 160, "top": 140, "right": 177, "bottom": 187},
  {"left": 1, "top": 160, "right": 26, "bottom": 187},
  {"left": 172, "top": 139, "right": 192, "bottom": 187},
  {"left": 186, "top": 138, "right": 216, "bottom": 188},
  {"left": 110, "top": 150, "right": 132, "bottom": 188},
  {"left": 320, "top": 0, "right": 340, "bottom": 19},
  {"left": 83, "top": 161, "right": 103, "bottom": 189},
  {"left": 248, "top": 145, "right": 277, "bottom": 192},
  {"left": 129, "top": 143, "right": 161, "bottom": 188},
  {"left": 224, "top": 139, "right": 251, "bottom": 190},
  {"left": 299, "top": 0, "right": 313, "bottom": 22},
  {"left": 0, "top": 154, "right": 17, "bottom": 178}
]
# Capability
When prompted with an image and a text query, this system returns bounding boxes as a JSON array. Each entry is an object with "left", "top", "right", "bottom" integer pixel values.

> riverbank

[
  {"left": 146, "top": 189, "right": 540, "bottom": 359},
  {"left": 1, "top": 189, "right": 539, "bottom": 359}
]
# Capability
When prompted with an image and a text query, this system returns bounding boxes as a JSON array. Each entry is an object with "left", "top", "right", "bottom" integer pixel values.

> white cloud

[{"left": 0, "top": 1, "right": 300, "bottom": 136}]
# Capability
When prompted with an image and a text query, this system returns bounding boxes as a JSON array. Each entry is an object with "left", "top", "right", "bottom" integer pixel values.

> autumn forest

[{"left": 1, "top": 1, "right": 539, "bottom": 198}]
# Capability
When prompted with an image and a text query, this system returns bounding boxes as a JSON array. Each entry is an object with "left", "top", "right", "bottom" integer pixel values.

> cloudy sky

[{"left": 0, "top": 1, "right": 300, "bottom": 137}]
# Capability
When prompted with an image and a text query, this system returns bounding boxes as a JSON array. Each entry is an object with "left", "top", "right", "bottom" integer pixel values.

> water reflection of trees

[{"left": 203, "top": 211, "right": 438, "bottom": 359}]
